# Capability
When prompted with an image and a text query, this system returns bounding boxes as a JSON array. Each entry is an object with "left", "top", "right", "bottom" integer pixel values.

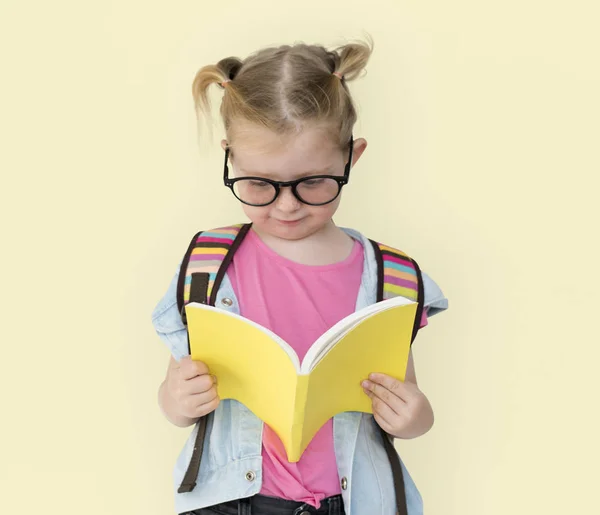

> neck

[{"left": 252, "top": 221, "right": 355, "bottom": 266}]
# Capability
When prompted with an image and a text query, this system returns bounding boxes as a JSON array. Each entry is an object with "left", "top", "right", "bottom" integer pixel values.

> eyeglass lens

[{"left": 232, "top": 177, "right": 341, "bottom": 206}]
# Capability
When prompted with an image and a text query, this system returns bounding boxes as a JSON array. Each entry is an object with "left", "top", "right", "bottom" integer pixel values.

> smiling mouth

[{"left": 275, "top": 218, "right": 303, "bottom": 225}]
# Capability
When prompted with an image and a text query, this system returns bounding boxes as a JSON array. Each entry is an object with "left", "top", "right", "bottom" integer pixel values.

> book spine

[{"left": 287, "top": 374, "right": 310, "bottom": 463}]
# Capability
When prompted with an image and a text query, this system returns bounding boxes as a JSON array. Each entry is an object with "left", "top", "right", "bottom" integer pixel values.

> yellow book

[{"left": 185, "top": 296, "right": 418, "bottom": 462}]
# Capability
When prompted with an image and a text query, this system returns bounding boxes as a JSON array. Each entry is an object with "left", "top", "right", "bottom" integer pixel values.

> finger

[
  {"left": 185, "top": 373, "right": 216, "bottom": 395},
  {"left": 364, "top": 387, "right": 401, "bottom": 422},
  {"left": 362, "top": 380, "right": 404, "bottom": 415},
  {"left": 373, "top": 411, "right": 395, "bottom": 435},
  {"left": 198, "top": 396, "right": 220, "bottom": 417},
  {"left": 185, "top": 392, "right": 220, "bottom": 418},
  {"left": 190, "top": 388, "right": 219, "bottom": 408},
  {"left": 368, "top": 373, "right": 413, "bottom": 402},
  {"left": 366, "top": 391, "right": 397, "bottom": 434},
  {"left": 181, "top": 386, "right": 217, "bottom": 412}
]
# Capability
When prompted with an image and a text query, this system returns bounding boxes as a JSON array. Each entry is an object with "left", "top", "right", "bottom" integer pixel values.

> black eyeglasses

[{"left": 223, "top": 136, "right": 354, "bottom": 207}]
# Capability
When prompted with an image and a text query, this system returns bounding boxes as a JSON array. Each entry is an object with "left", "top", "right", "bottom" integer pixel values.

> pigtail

[
  {"left": 322, "top": 37, "right": 372, "bottom": 144},
  {"left": 333, "top": 37, "right": 373, "bottom": 82},
  {"left": 191, "top": 56, "right": 243, "bottom": 122}
]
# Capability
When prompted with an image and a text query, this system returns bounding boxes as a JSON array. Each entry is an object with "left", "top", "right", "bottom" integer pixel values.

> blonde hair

[{"left": 192, "top": 38, "right": 372, "bottom": 147}]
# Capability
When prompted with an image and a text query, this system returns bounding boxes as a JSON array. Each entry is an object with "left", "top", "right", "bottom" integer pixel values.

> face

[{"left": 223, "top": 122, "right": 367, "bottom": 241}]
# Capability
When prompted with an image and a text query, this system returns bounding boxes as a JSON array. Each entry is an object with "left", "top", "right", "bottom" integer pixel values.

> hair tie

[
  {"left": 220, "top": 79, "right": 231, "bottom": 88},
  {"left": 332, "top": 71, "right": 344, "bottom": 80}
]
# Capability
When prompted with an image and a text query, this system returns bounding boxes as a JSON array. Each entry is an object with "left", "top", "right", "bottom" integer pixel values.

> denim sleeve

[
  {"left": 421, "top": 271, "right": 449, "bottom": 317},
  {"left": 151, "top": 261, "right": 189, "bottom": 361}
]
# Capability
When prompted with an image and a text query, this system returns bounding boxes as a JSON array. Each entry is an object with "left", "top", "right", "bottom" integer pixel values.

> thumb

[{"left": 179, "top": 356, "right": 210, "bottom": 379}]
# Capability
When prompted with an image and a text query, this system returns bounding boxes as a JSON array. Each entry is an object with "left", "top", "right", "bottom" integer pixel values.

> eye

[
  {"left": 248, "top": 180, "right": 271, "bottom": 188},
  {"left": 302, "top": 178, "right": 326, "bottom": 187}
]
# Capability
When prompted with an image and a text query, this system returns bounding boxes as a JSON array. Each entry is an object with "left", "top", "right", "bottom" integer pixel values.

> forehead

[{"left": 228, "top": 122, "right": 342, "bottom": 175}]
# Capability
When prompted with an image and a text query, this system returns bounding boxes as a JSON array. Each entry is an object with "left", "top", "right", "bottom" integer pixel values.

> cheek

[
  {"left": 307, "top": 198, "right": 341, "bottom": 220},
  {"left": 242, "top": 204, "right": 269, "bottom": 222}
]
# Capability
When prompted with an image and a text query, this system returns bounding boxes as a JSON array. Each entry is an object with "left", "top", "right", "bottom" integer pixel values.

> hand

[
  {"left": 166, "top": 356, "right": 220, "bottom": 420},
  {"left": 362, "top": 373, "right": 434, "bottom": 439}
]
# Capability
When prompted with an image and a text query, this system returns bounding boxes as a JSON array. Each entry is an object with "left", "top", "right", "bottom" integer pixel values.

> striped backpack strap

[
  {"left": 369, "top": 240, "right": 425, "bottom": 515},
  {"left": 369, "top": 241, "right": 425, "bottom": 343},
  {"left": 175, "top": 222, "right": 251, "bottom": 495},
  {"left": 176, "top": 223, "right": 252, "bottom": 324}
]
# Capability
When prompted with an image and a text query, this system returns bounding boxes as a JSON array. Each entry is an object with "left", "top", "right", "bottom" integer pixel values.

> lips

[{"left": 275, "top": 218, "right": 303, "bottom": 225}]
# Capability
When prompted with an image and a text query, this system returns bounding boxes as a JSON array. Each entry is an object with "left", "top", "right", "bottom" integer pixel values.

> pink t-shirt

[{"left": 227, "top": 229, "right": 427, "bottom": 507}]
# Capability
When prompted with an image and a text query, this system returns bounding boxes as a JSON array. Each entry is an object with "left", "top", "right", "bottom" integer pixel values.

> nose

[{"left": 274, "top": 185, "right": 301, "bottom": 212}]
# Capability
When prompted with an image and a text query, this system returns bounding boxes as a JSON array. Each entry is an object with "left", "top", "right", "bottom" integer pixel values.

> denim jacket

[{"left": 151, "top": 227, "right": 449, "bottom": 515}]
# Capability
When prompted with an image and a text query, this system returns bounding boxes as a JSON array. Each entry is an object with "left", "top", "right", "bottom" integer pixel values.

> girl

[{"left": 152, "top": 39, "right": 448, "bottom": 515}]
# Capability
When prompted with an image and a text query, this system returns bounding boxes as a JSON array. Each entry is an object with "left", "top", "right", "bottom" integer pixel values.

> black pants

[{"left": 187, "top": 494, "right": 346, "bottom": 515}]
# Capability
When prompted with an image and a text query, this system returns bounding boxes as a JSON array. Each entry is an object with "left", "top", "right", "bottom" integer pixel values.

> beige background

[{"left": 1, "top": 1, "right": 598, "bottom": 514}]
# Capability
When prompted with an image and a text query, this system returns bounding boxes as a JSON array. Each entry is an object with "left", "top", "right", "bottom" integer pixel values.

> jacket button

[
  {"left": 221, "top": 297, "right": 233, "bottom": 307},
  {"left": 245, "top": 471, "right": 256, "bottom": 482},
  {"left": 340, "top": 476, "right": 348, "bottom": 490}
]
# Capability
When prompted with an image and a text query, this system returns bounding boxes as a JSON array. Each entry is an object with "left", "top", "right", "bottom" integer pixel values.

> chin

[{"left": 257, "top": 218, "right": 328, "bottom": 241}]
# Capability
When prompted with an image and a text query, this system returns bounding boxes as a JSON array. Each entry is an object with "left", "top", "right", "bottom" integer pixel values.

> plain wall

[{"left": 1, "top": 1, "right": 598, "bottom": 514}]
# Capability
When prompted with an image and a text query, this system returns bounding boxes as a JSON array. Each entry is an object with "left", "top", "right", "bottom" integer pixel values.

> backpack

[{"left": 174, "top": 223, "right": 424, "bottom": 515}]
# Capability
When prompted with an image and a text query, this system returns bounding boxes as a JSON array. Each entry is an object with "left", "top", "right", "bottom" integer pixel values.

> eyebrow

[{"left": 237, "top": 166, "right": 336, "bottom": 179}]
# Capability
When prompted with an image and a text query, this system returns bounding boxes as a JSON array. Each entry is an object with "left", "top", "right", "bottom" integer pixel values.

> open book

[{"left": 184, "top": 296, "right": 418, "bottom": 462}]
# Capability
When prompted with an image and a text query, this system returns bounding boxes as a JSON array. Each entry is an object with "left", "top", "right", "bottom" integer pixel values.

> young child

[{"left": 152, "top": 39, "right": 448, "bottom": 515}]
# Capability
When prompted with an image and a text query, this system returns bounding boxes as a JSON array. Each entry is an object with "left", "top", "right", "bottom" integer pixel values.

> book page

[
  {"left": 301, "top": 297, "right": 416, "bottom": 374},
  {"left": 186, "top": 303, "right": 300, "bottom": 369}
]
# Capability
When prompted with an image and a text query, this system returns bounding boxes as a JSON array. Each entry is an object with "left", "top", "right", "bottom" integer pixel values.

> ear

[
  {"left": 351, "top": 137, "right": 367, "bottom": 168},
  {"left": 220, "top": 139, "right": 228, "bottom": 151}
]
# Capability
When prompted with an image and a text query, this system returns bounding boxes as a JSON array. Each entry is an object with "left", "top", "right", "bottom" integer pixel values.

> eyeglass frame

[{"left": 223, "top": 135, "right": 354, "bottom": 207}]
